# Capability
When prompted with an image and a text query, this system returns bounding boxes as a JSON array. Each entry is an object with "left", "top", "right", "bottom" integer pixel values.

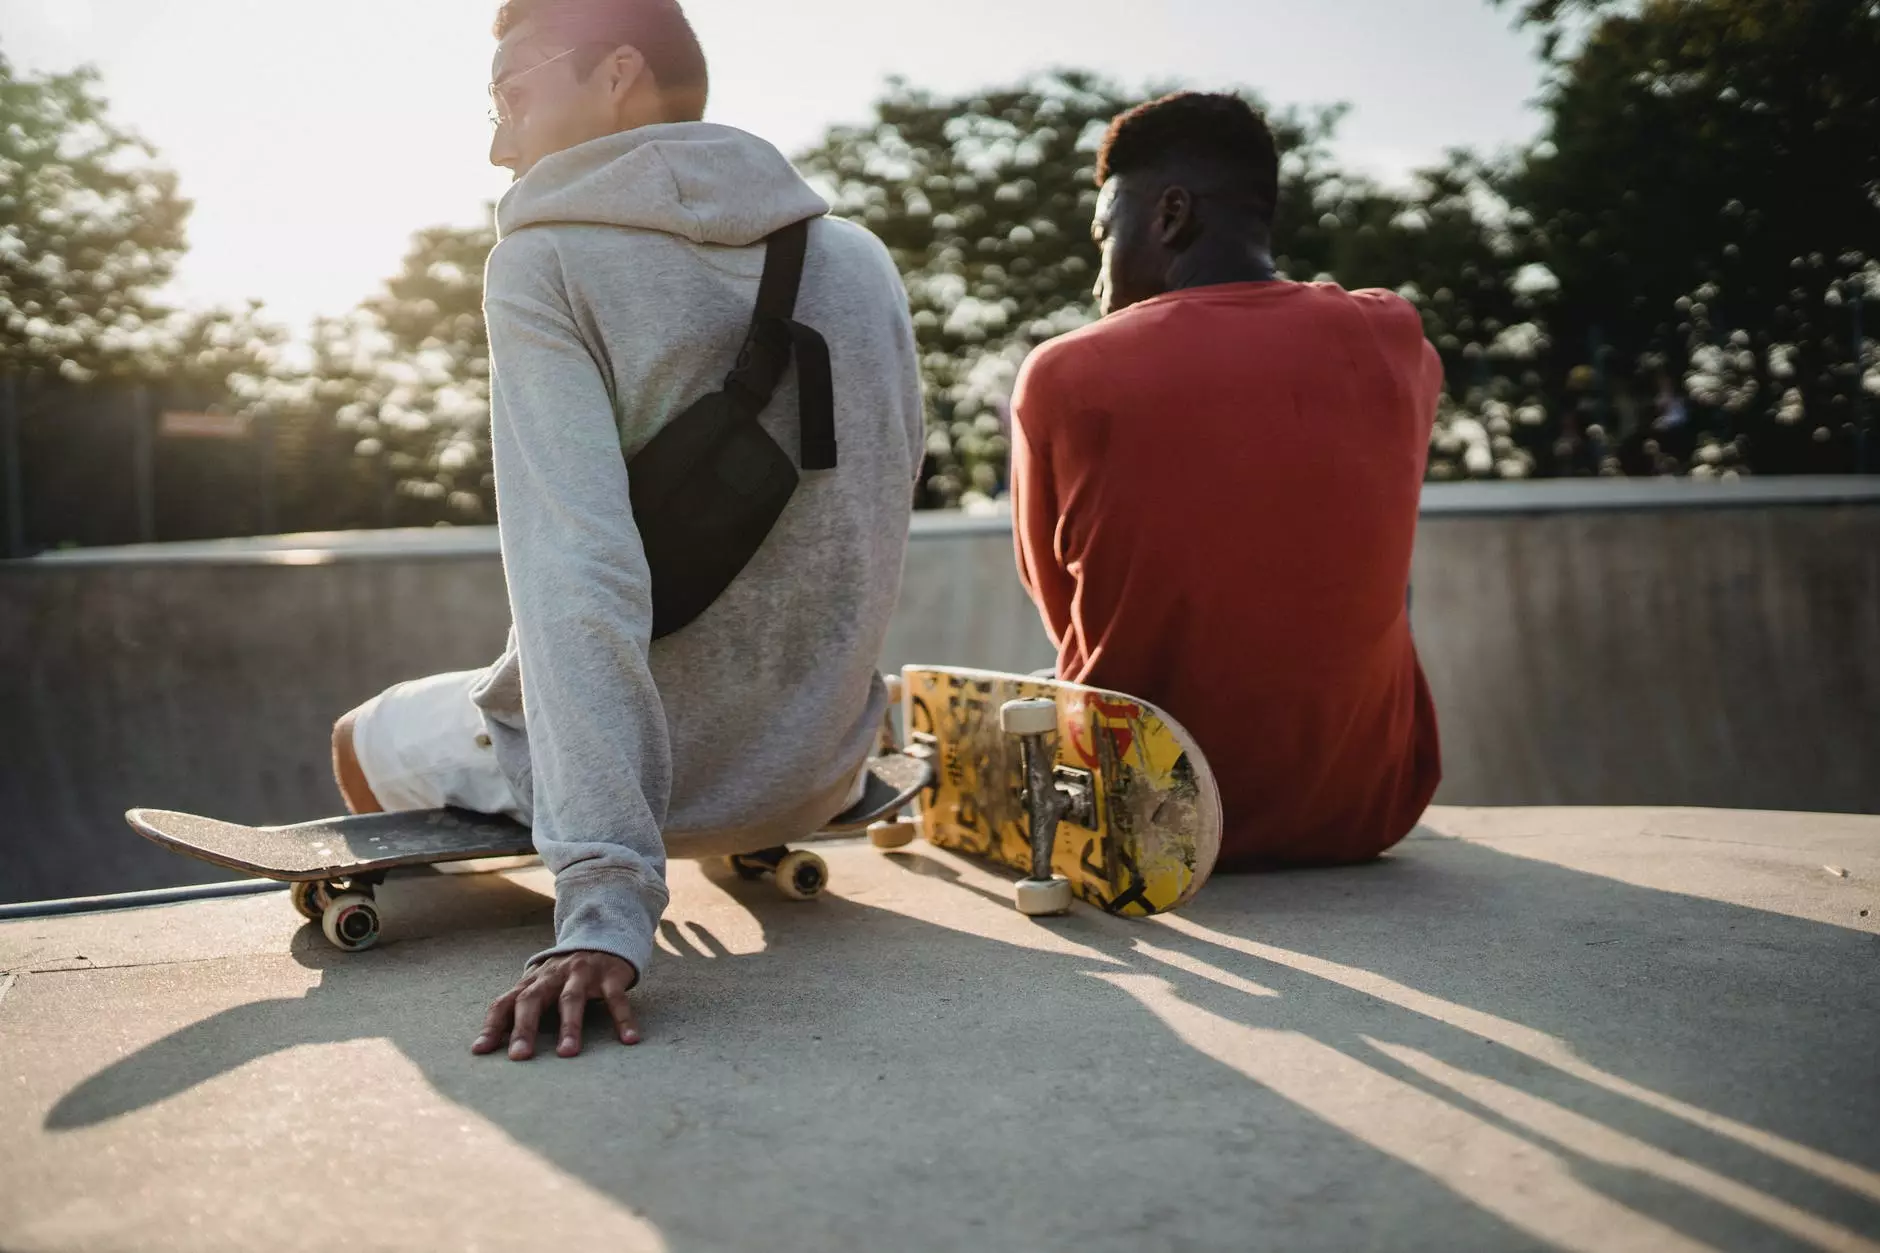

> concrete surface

[
  {"left": 4, "top": 480, "right": 1878, "bottom": 902},
  {"left": 2, "top": 806, "right": 1876, "bottom": 1253},
  {"left": 1412, "top": 501, "right": 1880, "bottom": 813}
]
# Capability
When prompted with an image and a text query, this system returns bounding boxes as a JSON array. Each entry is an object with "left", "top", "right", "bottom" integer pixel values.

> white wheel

[
  {"left": 1001, "top": 698, "right": 1058, "bottom": 736},
  {"left": 321, "top": 893, "right": 381, "bottom": 951},
  {"left": 868, "top": 819, "right": 918, "bottom": 849},
  {"left": 1015, "top": 875, "right": 1074, "bottom": 917},
  {"left": 774, "top": 850, "right": 828, "bottom": 900},
  {"left": 290, "top": 880, "right": 331, "bottom": 921}
]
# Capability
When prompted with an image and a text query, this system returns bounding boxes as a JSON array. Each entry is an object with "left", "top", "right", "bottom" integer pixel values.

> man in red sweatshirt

[{"left": 1010, "top": 91, "right": 1442, "bottom": 869}]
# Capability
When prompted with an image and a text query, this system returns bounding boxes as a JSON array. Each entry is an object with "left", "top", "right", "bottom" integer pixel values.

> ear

[
  {"left": 602, "top": 44, "right": 648, "bottom": 102},
  {"left": 1155, "top": 187, "right": 1198, "bottom": 250}
]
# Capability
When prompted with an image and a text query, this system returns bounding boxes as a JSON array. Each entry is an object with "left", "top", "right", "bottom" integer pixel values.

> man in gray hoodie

[{"left": 329, "top": 0, "right": 923, "bottom": 1060}]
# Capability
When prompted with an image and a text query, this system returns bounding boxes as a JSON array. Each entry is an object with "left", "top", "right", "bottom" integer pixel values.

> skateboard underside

[
  {"left": 126, "top": 751, "right": 932, "bottom": 884},
  {"left": 125, "top": 751, "right": 933, "bottom": 952},
  {"left": 125, "top": 807, "right": 535, "bottom": 882},
  {"left": 903, "top": 666, "right": 1222, "bottom": 917}
]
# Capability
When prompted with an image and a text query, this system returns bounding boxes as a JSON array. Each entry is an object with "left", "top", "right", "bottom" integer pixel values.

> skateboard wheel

[
  {"left": 290, "top": 880, "right": 331, "bottom": 921},
  {"left": 1015, "top": 875, "right": 1073, "bottom": 917},
  {"left": 774, "top": 850, "right": 828, "bottom": 900},
  {"left": 1000, "top": 699, "right": 1058, "bottom": 737},
  {"left": 321, "top": 893, "right": 381, "bottom": 952},
  {"left": 868, "top": 819, "right": 918, "bottom": 850}
]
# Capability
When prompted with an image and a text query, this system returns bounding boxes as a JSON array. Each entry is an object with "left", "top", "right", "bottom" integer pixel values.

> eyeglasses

[{"left": 487, "top": 45, "right": 583, "bottom": 128}]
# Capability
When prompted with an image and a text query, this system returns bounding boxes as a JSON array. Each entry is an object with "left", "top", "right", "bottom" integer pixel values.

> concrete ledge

[
  {"left": 1417, "top": 475, "right": 1880, "bottom": 515},
  {"left": 2, "top": 806, "right": 1875, "bottom": 1252},
  {"left": 6, "top": 483, "right": 1877, "bottom": 903},
  {"left": 10, "top": 478, "right": 1879, "bottom": 569}
]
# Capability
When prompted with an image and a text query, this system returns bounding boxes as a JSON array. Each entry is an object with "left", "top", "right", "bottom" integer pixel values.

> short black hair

[
  {"left": 493, "top": 0, "right": 708, "bottom": 116},
  {"left": 1096, "top": 91, "right": 1280, "bottom": 225}
]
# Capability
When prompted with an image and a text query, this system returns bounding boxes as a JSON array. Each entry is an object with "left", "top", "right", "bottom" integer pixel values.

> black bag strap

[{"left": 722, "top": 218, "right": 837, "bottom": 471}]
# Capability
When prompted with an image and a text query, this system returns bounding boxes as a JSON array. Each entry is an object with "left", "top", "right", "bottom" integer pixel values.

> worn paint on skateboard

[
  {"left": 124, "top": 750, "right": 931, "bottom": 950},
  {"left": 901, "top": 666, "right": 1222, "bottom": 916}
]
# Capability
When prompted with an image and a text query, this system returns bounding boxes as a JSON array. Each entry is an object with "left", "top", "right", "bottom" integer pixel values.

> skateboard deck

[
  {"left": 125, "top": 750, "right": 931, "bottom": 949},
  {"left": 901, "top": 666, "right": 1222, "bottom": 916},
  {"left": 127, "top": 750, "right": 929, "bottom": 883}
]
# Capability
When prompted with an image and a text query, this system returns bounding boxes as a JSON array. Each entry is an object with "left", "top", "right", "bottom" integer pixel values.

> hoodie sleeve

[{"left": 482, "top": 230, "right": 671, "bottom": 980}]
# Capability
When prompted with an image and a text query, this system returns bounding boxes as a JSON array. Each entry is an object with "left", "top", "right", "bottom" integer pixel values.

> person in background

[{"left": 1009, "top": 91, "right": 1442, "bottom": 870}]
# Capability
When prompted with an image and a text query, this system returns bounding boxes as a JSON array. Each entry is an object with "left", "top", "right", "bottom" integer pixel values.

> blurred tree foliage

[
  {"left": 0, "top": 51, "right": 185, "bottom": 381},
  {"left": 261, "top": 222, "right": 497, "bottom": 526},
  {"left": 794, "top": 71, "right": 1120, "bottom": 506},
  {"left": 0, "top": 43, "right": 491, "bottom": 537},
  {"left": 0, "top": 51, "right": 280, "bottom": 391},
  {"left": 1490, "top": 0, "right": 1628, "bottom": 60},
  {"left": 1500, "top": 0, "right": 1880, "bottom": 475}
]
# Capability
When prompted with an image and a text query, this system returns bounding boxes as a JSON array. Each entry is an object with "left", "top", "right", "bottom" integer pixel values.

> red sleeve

[
  {"left": 1009, "top": 346, "right": 1077, "bottom": 653},
  {"left": 1418, "top": 340, "right": 1444, "bottom": 427},
  {"left": 1355, "top": 288, "right": 1445, "bottom": 429}
]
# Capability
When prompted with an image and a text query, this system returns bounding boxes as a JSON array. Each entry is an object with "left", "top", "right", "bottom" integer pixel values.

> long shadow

[
  {"left": 42, "top": 832, "right": 1880, "bottom": 1253},
  {"left": 889, "top": 843, "right": 1880, "bottom": 1250},
  {"left": 1172, "top": 834, "right": 1880, "bottom": 1173}
]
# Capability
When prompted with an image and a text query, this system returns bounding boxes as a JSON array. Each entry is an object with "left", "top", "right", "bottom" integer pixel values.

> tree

[
  {"left": 1503, "top": 0, "right": 1880, "bottom": 471},
  {"left": 0, "top": 45, "right": 282, "bottom": 421},
  {"left": 794, "top": 71, "right": 1120, "bottom": 506},
  {"left": 263, "top": 220, "right": 497, "bottom": 526},
  {"left": 1491, "top": 0, "right": 1632, "bottom": 60},
  {"left": 0, "top": 50, "right": 193, "bottom": 382},
  {"left": 0, "top": 48, "right": 298, "bottom": 552}
]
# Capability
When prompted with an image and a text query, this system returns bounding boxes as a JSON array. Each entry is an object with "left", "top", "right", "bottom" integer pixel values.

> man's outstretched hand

[{"left": 473, "top": 950, "right": 641, "bottom": 1060}]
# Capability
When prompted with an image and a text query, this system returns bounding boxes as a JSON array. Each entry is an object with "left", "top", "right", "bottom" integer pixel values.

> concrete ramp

[{"left": 4, "top": 806, "right": 1876, "bottom": 1252}]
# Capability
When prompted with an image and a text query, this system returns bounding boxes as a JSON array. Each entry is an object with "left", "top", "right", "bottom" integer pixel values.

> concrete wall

[{"left": 4, "top": 479, "right": 1877, "bottom": 902}]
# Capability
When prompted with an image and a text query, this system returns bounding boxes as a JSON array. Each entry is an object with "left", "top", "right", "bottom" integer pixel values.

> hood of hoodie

[{"left": 495, "top": 122, "right": 830, "bottom": 247}]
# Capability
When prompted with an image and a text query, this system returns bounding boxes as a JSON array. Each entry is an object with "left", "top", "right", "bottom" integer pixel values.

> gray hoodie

[{"left": 468, "top": 123, "right": 923, "bottom": 978}]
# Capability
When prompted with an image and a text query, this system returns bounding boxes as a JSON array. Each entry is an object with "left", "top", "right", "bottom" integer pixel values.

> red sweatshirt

[{"left": 1010, "top": 281, "right": 1442, "bottom": 868}]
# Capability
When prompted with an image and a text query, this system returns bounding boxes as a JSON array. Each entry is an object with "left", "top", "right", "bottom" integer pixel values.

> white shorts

[
  {"left": 350, "top": 670, "right": 527, "bottom": 821},
  {"left": 351, "top": 671, "right": 873, "bottom": 828}
]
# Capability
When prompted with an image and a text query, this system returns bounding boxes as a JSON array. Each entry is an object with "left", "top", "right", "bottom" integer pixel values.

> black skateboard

[{"left": 126, "top": 751, "right": 932, "bottom": 951}]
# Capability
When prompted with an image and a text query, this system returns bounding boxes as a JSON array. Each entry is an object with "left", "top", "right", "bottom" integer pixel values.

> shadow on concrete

[{"left": 44, "top": 832, "right": 1880, "bottom": 1252}]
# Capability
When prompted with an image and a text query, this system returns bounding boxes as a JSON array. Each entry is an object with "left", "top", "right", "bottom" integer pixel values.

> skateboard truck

[{"left": 1001, "top": 698, "right": 1080, "bottom": 917}]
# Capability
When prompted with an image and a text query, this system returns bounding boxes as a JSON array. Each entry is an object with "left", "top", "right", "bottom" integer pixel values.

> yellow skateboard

[{"left": 896, "top": 666, "right": 1222, "bottom": 917}]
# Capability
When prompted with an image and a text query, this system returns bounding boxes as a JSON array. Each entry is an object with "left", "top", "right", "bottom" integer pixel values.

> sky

[{"left": 1, "top": 0, "right": 1549, "bottom": 333}]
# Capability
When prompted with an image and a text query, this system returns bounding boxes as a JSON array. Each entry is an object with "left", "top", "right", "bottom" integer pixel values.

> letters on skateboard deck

[
  {"left": 125, "top": 750, "right": 931, "bottom": 952},
  {"left": 899, "top": 665, "right": 1222, "bottom": 917}
]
